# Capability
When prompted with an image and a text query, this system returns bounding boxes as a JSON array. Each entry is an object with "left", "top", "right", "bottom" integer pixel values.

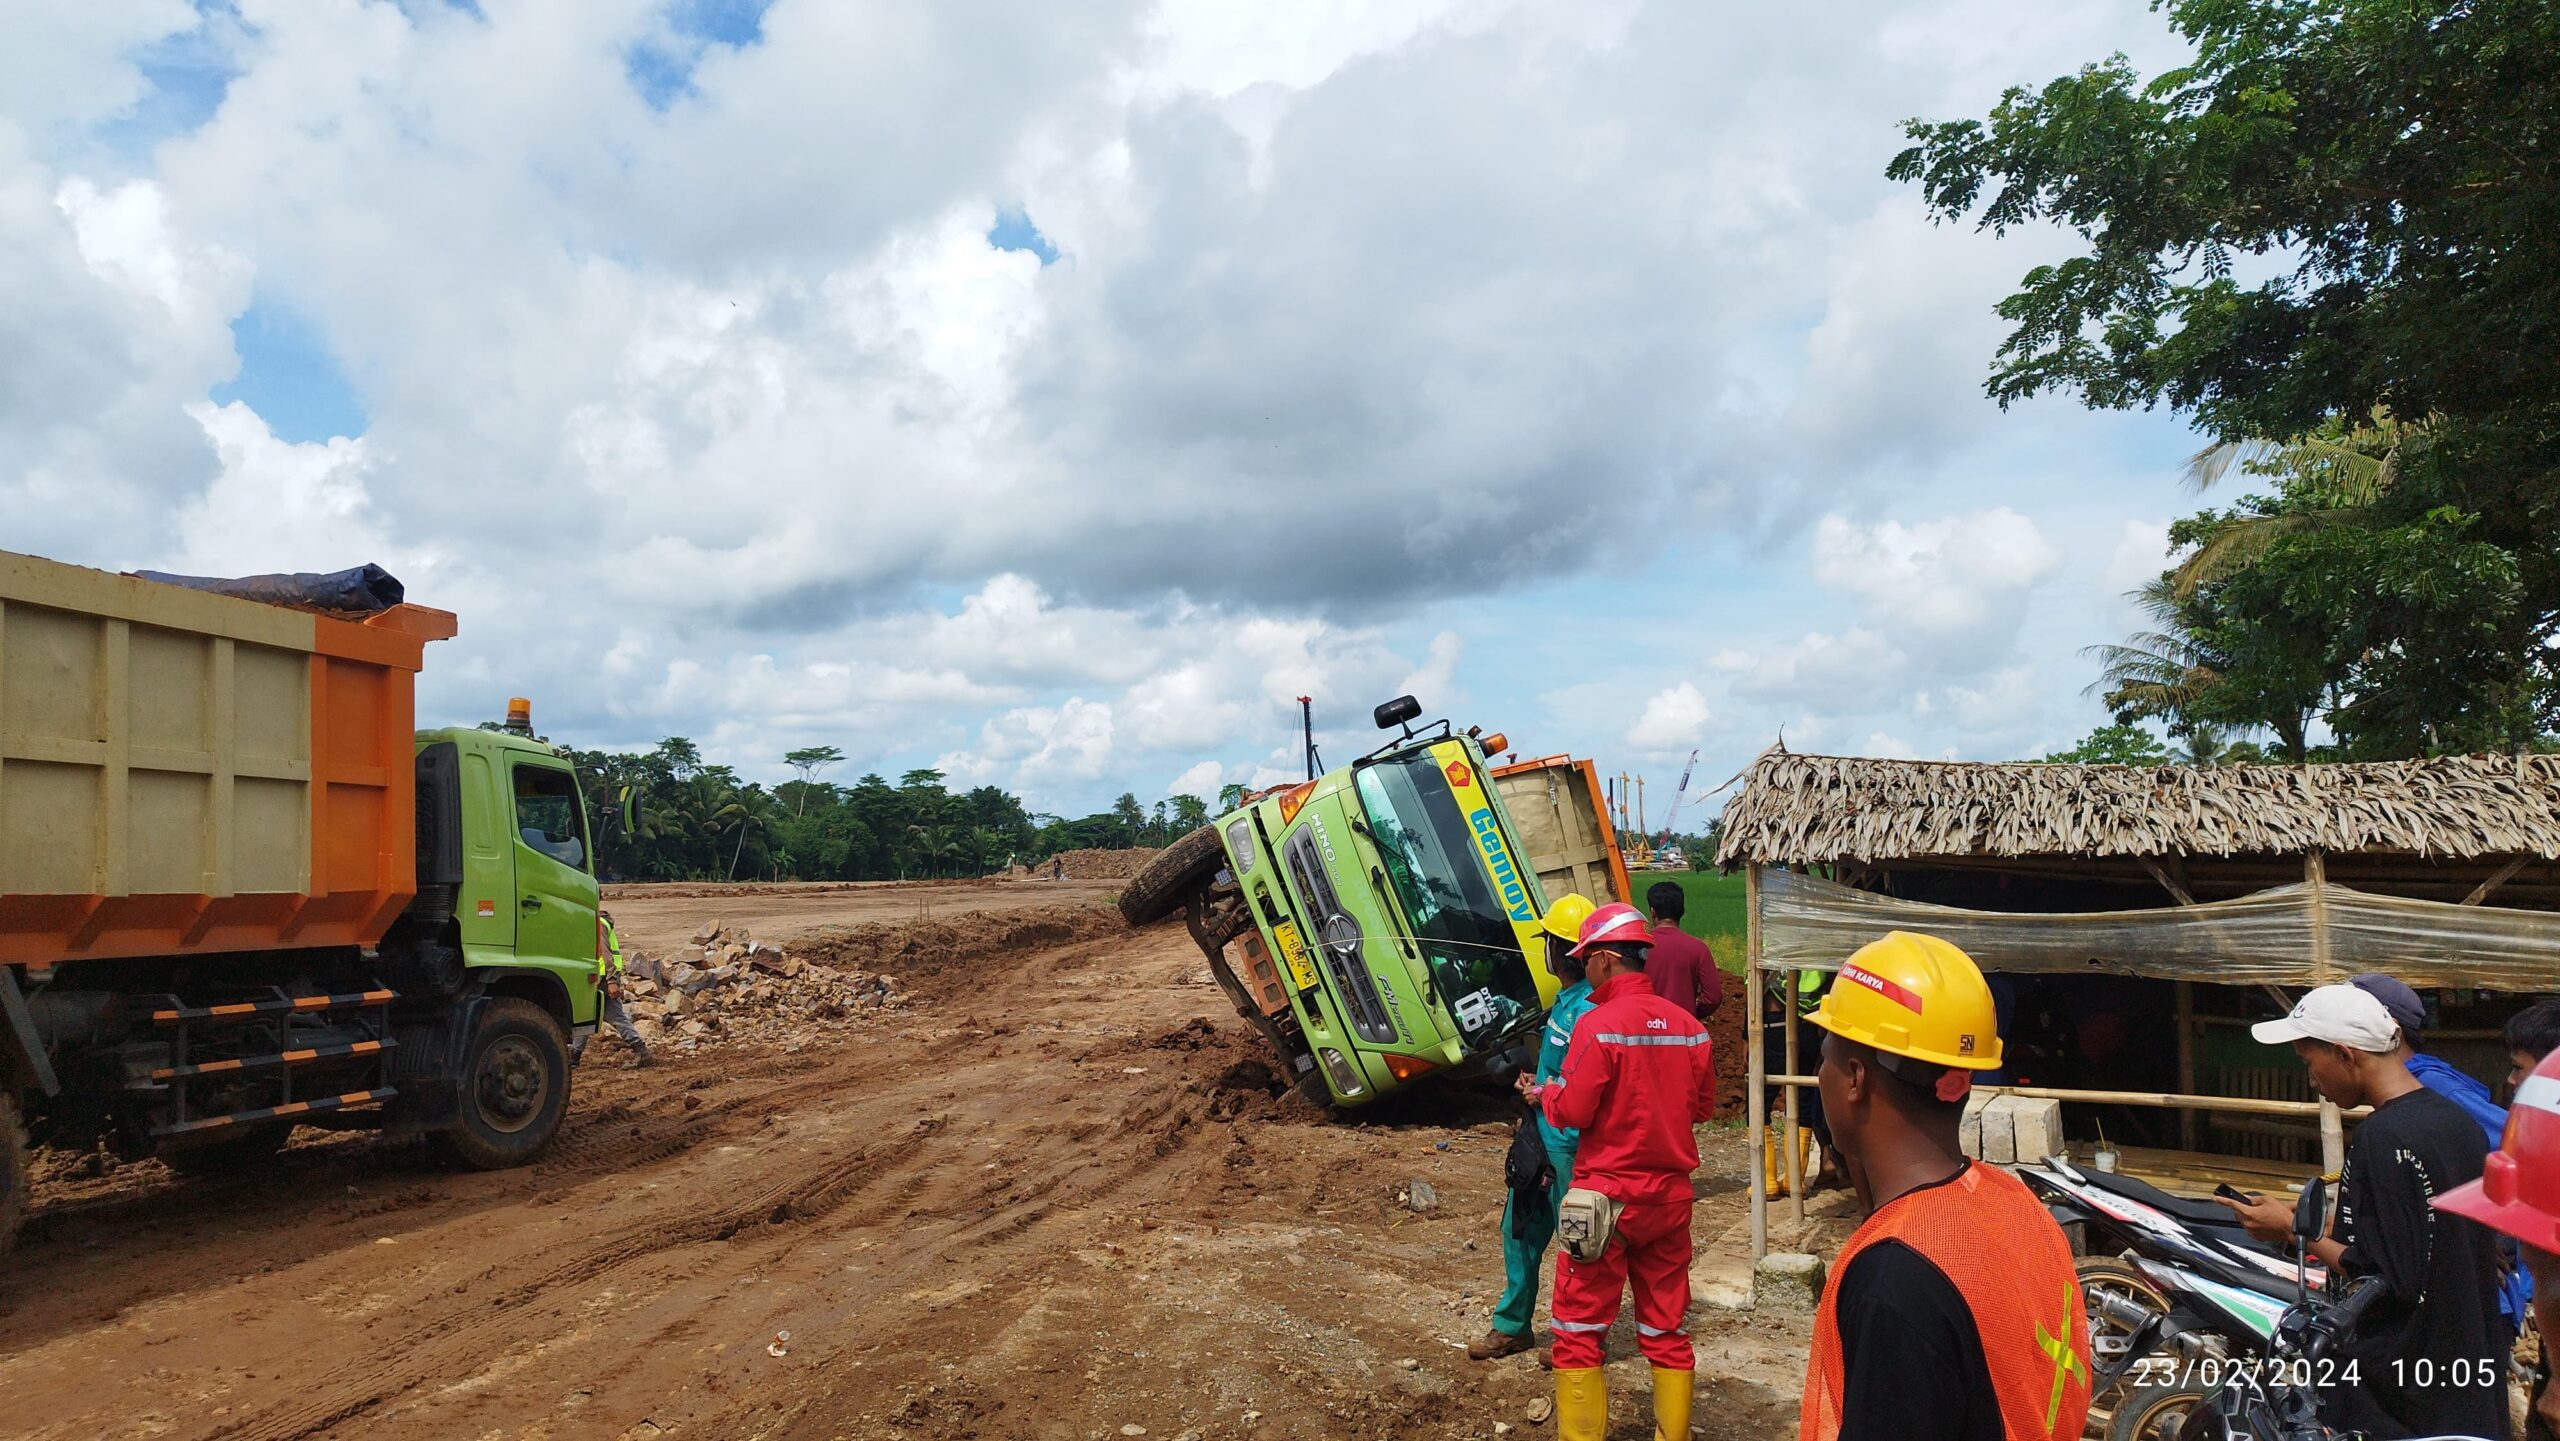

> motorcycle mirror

[{"left": 2291, "top": 1176, "right": 2327, "bottom": 1241}]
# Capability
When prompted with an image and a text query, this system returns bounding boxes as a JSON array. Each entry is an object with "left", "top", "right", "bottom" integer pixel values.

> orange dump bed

[
  {"left": 1490, "top": 754, "right": 1632, "bottom": 907},
  {"left": 0, "top": 552, "right": 457, "bottom": 967}
]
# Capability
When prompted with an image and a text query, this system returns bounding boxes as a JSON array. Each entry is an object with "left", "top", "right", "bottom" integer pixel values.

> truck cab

[
  {"left": 1125, "top": 697, "right": 1627, "bottom": 1107},
  {"left": 413, "top": 724, "right": 604, "bottom": 1033}
]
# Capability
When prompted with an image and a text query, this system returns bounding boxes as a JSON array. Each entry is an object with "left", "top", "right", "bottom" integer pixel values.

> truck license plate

[{"left": 1272, "top": 921, "right": 1318, "bottom": 991}]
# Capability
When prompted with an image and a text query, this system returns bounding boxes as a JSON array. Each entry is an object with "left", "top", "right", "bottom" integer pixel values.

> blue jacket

[
  {"left": 1534, "top": 980, "right": 1596, "bottom": 1154},
  {"left": 2407, "top": 1052, "right": 2532, "bottom": 1325}
]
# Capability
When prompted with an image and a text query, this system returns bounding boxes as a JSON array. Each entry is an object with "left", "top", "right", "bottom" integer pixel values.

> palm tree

[
  {"left": 2086, "top": 578, "right": 2222, "bottom": 722},
  {"left": 716, "top": 786, "right": 779, "bottom": 882},
  {"left": 2173, "top": 408, "right": 2436, "bottom": 597},
  {"left": 2085, "top": 578, "right": 2311, "bottom": 762}
]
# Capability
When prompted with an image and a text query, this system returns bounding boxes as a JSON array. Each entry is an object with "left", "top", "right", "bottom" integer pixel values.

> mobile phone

[{"left": 2213, "top": 1183, "right": 2252, "bottom": 1204}]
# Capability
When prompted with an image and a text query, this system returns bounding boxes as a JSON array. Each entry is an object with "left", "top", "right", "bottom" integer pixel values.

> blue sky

[{"left": 2, "top": 0, "right": 2208, "bottom": 821}]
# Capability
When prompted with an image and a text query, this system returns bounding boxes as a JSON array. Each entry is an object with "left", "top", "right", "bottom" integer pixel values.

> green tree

[
  {"left": 1216, "top": 782, "right": 1251, "bottom": 813},
  {"left": 2042, "top": 724, "right": 2173, "bottom": 767},
  {"left": 1898, "top": 0, "right": 2560, "bottom": 753},
  {"left": 1110, "top": 793, "right": 1144, "bottom": 848},
  {"left": 782, "top": 745, "right": 846, "bottom": 815}
]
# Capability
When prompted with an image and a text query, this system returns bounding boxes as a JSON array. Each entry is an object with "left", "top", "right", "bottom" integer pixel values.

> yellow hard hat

[
  {"left": 1540, "top": 893, "right": 1597, "bottom": 944},
  {"left": 1804, "top": 931, "right": 2003, "bottom": 1071}
]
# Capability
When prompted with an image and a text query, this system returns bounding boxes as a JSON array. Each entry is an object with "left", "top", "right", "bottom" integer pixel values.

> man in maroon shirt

[{"left": 1645, "top": 880, "right": 1722, "bottom": 1021}]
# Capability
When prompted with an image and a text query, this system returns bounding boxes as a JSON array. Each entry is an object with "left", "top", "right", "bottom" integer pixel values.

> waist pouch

[
  {"left": 1504, "top": 1119, "right": 1555, "bottom": 1193},
  {"left": 1557, "top": 1187, "right": 1623, "bottom": 1262}
]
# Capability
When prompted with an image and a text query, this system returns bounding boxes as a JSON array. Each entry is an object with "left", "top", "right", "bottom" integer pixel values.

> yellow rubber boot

[
  {"left": 1651, "top": 1366, "right": 1695, "bottom": 1440},
  {"left": 1762, "top": 1129, "right": 1789, "bottom": 1197},
  {"left": 1798, "top": 1125, "right": 1817, "bottom": 1185},
  {"left": 1555, "top": 1367, "right": 1608, "bottom": 1441}
]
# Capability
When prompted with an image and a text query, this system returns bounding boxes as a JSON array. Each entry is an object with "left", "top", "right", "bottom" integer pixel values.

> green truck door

[{"left": 508, "top": 759, "right": 600, "bottom": 978}]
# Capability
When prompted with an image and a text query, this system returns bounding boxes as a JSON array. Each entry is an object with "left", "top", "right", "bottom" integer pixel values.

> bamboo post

[
  {"left": 2176, "top": 980, "right": 2197, "bottom": 1151},
  {"left": 2306, "top": 851, "right": 2346, "bottom": 1175},
  {"left": 1784, "top": 963, "right": 1804, "bottom": 1227},
  {"left": 1746, "top": 864, "right": 1767, "bottom": 1260}
]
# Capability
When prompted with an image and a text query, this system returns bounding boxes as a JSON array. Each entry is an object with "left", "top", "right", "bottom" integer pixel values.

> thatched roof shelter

[
  {"left": 1726, "top": 746, "right": 2560, "bottom": 1252},
  {"left": 1716, "top": 747, "right": 2560, "bottom": 906}
]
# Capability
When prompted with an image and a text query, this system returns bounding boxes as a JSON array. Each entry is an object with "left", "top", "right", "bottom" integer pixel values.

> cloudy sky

[{"left": 5, "top": 0, "right": 2205, "bottom": 822}]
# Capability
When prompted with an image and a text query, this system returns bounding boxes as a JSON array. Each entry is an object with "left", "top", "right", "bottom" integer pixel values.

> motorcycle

[
  {"left": 2021, "top": 1157, "right": 2324, "bottom": 1438},
  {"left": 2103, "top": 1176, "right": 2490, "bottom": 1441}
]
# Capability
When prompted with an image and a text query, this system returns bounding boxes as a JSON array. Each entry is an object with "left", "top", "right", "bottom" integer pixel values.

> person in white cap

[{"left": 2216, "top": 983, "right": 2510, "bottom": 1440}]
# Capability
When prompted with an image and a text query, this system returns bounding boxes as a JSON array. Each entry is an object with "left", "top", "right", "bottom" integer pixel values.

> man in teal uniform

[{"left": 1470, "top": 893, "right": 1602, "bottom": 1360}]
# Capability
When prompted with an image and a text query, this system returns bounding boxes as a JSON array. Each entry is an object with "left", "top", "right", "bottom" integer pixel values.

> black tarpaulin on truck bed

[{"left": 133, "top": 564, "right": 405, "bottom": 614}]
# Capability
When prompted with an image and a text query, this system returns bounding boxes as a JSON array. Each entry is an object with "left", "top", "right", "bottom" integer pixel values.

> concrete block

[
  {"left": 1983, "top": 1095, "right": 2022, "bottom": 1164},
  {"left": 2006, "top": 1097, "right": 2065, "bottom": 1164},
  {"left": 1754, "top": 1252, "right": 1826, "bottom": 1315},
  {"left": 1959, "top": 1092, "right": 1991, "bottom": 1158}
]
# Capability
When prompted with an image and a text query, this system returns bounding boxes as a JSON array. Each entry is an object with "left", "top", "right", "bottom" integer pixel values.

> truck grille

[{"left": 1281, "top": 830, "right": 1395, "bottom": 1044}]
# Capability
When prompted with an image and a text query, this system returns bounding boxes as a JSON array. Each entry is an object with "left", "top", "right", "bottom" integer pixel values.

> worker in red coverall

[{"left": 1540, "top": 901, "right": 1718, "bottom": 1441}]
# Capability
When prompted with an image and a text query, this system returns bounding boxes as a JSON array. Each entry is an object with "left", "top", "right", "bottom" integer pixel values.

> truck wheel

[
  {"left": 1120, "top": 825, "right": 1226, "bottom": 927},
  {"left": 432, "top": 999, "right": 569, "bottom": 1170},
  {"left": 160, "top": 1123, "right": 291, "bottom": 1176},
  {"left": 0, "top": 1094, "right": 25, "bottom": 1256}
]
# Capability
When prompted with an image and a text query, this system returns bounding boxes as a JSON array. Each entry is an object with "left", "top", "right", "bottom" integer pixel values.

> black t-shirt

[
  {"left": 1832, "top": 1168, "right": 2003, "bottom": 1441},
  {"left": 2328, "top": 1086, "right": 2510, "bottom": 1441}
]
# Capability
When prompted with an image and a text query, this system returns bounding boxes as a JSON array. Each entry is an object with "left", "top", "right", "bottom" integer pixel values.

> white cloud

[
  {"left": 2101, "top": 518, "right": 2174, "bottom": 610},
  {"left": 1811, "top": 507, "right": 2060, "bottom": 645},
  {"left": 0, "top": 0, "right": 2206, "bottom": 815},
  {"left": 1862, "top": 731, "right": 1917, "bottom": 759},
  {"left": 1945, "top": 664, "right": 2041, "bottom": 735},
  {"left": 942, "top": 697, "right": 1118, "bottom": 788},
  {"left": 174, "top": 401, "right": 388, "bottom": 576},
  {"left": 1733, "top": 629, "right": 1908, "bottom": 709},
  {"left": 1626, "top": 681, "right": 1711, "bottom": 753},
  {"left": 1165, "top": 758, "right": 1223, "bottom": 803}
]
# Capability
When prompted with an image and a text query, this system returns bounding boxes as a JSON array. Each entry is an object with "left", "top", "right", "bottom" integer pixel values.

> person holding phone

[{"left": 2218, "top": 985, "right": 2508, "bottom": 1439}]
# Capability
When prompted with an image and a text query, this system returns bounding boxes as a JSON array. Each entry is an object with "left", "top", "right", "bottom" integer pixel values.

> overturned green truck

[{"left": 1122, "top": 696, "right": 1628, "bottom": 1105}]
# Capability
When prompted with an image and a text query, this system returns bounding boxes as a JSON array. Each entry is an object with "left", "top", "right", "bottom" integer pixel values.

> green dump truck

[
  {"left": 0, "top": 551, "right": 604, "bottom": 1250},
  {"left": 1122, "top": 696, "right": 1627, "bottom": 1105}
]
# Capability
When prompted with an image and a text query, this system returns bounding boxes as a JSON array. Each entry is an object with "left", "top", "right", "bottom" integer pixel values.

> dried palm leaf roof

[{"left": 1715, "top": 746, "right": 2560, "bottom": 866}]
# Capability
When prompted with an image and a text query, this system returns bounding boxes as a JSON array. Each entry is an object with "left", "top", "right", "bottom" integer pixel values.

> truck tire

[
  {"left": 0, "top": 1094, "right": 24, "bottom": 1256},
  {"left": 1119, "top": 825, "right": 1226, "bottom": 927},
  {"left": 160, "top": 1123, "right": 292, "bottom": 1176},
  {"left": 432, "top": 998, "right": 569, "bottom": 1170}
]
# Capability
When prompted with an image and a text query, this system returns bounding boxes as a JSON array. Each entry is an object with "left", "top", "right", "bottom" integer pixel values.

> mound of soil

[
  {"left": 1033, "top": 847, "right": 1160, "bottom": 880},
  {"left": 792, "top": 902, "right": 1127, "bottom": 996}
]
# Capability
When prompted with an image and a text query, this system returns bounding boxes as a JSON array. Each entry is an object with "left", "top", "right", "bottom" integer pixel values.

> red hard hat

[
  {"left": 2433, "top": 1047, "right": 2560, "bottom": 1254},
  {"left": 1569, "top": 901, "right": 1654, "bottom": 958}
]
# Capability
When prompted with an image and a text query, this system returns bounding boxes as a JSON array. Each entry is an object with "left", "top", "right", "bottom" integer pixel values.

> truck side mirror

[{"left": 1373, "top": 695, "right": 1422, "bottom": 731}]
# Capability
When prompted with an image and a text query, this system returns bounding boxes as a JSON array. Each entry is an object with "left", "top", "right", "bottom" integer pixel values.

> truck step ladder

[{"left": 141, "top": 986, "right": 399, "bottom": 1139}]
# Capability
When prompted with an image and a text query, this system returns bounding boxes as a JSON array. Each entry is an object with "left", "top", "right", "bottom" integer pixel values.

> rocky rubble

[{"left": 614, "top": 919, "right": 909, "bottom": 1053}]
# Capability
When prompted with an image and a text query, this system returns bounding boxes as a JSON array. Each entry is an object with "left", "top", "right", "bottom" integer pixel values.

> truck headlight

[{"left": 1319, "top": 1047, "right": 1365, "bottom": 1098}]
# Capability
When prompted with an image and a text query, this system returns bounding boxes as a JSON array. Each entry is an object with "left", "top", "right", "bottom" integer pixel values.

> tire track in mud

[{"left": 194, "top": 1117, "right": 946, "bottom": 1441}]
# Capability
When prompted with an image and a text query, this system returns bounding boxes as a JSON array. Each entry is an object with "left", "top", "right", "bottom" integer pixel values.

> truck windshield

[{"left": 1352, "top": 752, "right": 1539, "bottom": 1043}]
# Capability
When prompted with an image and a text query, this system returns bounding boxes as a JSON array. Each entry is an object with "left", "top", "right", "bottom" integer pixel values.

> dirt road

[{"left": 0, "top": 882, "right": 1806, "bottom": 1440}]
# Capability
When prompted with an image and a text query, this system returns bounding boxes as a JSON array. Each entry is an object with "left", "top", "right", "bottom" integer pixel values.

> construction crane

[{"left": 1654, "top": 748, "right": 1700, "bottom": 850}]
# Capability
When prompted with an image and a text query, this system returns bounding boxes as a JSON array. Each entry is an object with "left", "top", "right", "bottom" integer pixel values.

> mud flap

[{"left": 384, "top": 1002, "right": 475, "bottom": 1133}]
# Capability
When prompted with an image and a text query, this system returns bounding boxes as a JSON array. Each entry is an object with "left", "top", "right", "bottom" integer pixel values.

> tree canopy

[
  {"left": 562, "top": 737, "right": 1199, "bottom": 883},
  {"left": 1897, "top": 0, "right": 2560, "bottom": 755}
]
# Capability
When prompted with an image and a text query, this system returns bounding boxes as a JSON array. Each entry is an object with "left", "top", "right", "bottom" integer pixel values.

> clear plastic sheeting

[{"left": 1754, "top": 868, "right": 2560, "bottom": 990}]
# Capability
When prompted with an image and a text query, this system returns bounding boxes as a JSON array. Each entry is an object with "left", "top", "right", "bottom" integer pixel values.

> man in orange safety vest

[{"left": 1797, "top": 931, "right": 2090, "bottom": 1441}]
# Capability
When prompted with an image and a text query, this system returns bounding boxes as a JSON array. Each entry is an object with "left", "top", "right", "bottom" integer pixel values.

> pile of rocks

[{"left": 616, "top": 920, "right": 907, "bottom": 1053}]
